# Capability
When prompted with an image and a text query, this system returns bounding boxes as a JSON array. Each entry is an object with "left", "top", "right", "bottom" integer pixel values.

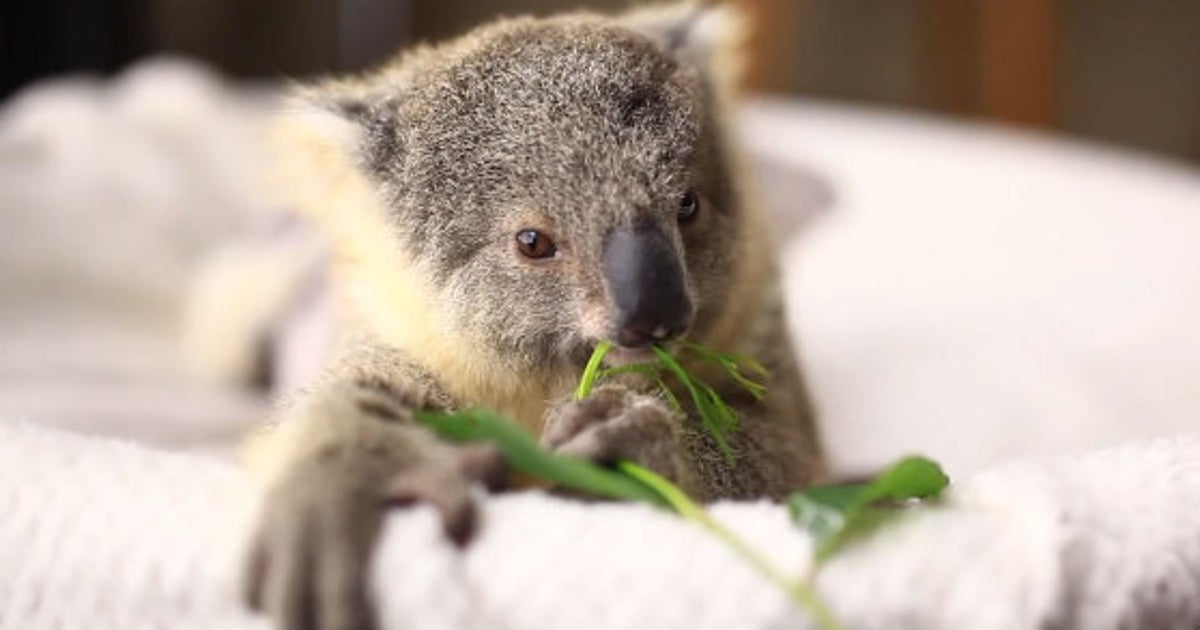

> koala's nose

[{"left": 602, "top": 223, "right": 694, "bottom": 348}]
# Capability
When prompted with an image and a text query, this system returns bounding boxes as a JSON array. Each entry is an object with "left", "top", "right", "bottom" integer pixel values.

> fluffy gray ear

[
  {"left": 286, "top": 80, "right": 407, "bottom": 171},
  {"left": 271, "top": 80, "right": 407, "bottom": 226},
  {"left": 621, "top": 2, "right": 743, "bottom": 73}
]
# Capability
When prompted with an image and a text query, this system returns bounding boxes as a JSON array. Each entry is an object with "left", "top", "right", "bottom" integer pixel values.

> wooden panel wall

[
  {"left": 978, "top": 0, "right": 1058, "bottom": 126},
  {"left": 733, "top": 0, "right": 1060, "bottom": 129}
]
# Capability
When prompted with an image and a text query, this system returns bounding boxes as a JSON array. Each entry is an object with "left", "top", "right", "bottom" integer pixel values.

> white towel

[{"left": 3, "top": 420, "right": 1199, "bottom": 630}]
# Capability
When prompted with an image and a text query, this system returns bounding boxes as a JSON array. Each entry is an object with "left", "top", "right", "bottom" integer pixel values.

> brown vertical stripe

[
  {"left": 731, "top": 0, "right": 804, "bottom": 94},
  {"left": 979, "top": 0, "right": 1059, "bottom": 126},
  {"left": 917, "top": 0, "right": 982, "bottom": 115}
]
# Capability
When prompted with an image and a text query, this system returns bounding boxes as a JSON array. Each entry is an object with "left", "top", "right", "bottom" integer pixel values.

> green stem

[
  {"left": 578, "top": 343, "right": 840, "bottom": 628},
  {"left": 616, "top": 462, "right": 845, "bottom": 630},
  {"left": 576, "top": 340, "right": 613, "bottom": 400},
  {"left": 651, "top": 346, "right": 736, "bottom": 460}
]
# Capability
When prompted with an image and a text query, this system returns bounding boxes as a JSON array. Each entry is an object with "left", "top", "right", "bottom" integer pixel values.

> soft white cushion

[{"left": 743, "top": 98, "right": 1200, "bottom": 477}]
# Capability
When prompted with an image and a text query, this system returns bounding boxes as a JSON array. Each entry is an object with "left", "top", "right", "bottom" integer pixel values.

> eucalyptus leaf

[
  {"left": 574, "top": 341, "right": 768, "bottom": 464},
  {"left": 786, "top": 493, "right": 845, "bottom": 542},
  {"left": 415, "top": 408, "right": 665, "bottom": 506},
  {"left": 575, "top": 340, "right": 613, "bottom": 400},
  {"left": 813, "top": 508, "right": 898, "bottom": 563},
  {"left": 788, "top": 456, "right": 949, "bottom": 563},
  {"left": 682, "top": 342, "right": 769, "bottom": 400},
  {"left": 850, "top": 456, "right": 948, "bottom": 508},
  {"left": 796, "top": 483, "right": 870, "bottom": 512},
  {"left": 651, "top": 346, "right": 736, "bottom": 461},
  {"left": 418, "top": 341, "right": 850, "bottom": 630}
]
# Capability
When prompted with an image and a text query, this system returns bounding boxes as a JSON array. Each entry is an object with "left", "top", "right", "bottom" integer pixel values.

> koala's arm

[{"left": 243, "top": 339, "right": 503, "bottom": 630}]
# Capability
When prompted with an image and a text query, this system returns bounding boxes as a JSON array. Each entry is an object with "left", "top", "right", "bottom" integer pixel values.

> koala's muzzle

[{"left": 603, "top": 224, "right": 694, "bottom": 348}]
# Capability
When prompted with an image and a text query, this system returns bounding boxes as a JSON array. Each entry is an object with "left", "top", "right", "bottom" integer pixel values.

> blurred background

[
  {"left": 4, "top": 0, "right": 1200, "bottom": 163},
  {"left": 1, "top": 0, "right": 1198, "bottom": 477}
]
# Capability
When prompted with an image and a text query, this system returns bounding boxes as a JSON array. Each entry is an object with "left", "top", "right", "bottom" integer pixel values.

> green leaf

[
  {"left": 415, "top": 408, "right": 665, "bottom": 506},
  {"left": 682, "top": 342, "right": 769, "bottom": 375},
  {"left": 852, "top": 456, "right": 948, "bottom": 508},
  {"left": 788, "top": 456, "right": 949, "bottom": 563},
  {"left": 683, "top": 343, "right": 769, "bottom": 401},
  {"left": 420, "top": 344, "right": 851, "bottom": 630},
  {"left": 591, "top": 363, "right": 685, "bottom": 413},
  {"left": 595, "top": 362, "right": 660, "bottom": 382},
  {"left": 575, "top": 340, "right": 613, "bottom": 400},
  {"left": 652, "top": 346, "right": 736, "bottom": 461},
  {"left": 573, "top": 341, "right": 770, "bottom": 462},
  {"left": 813, "top": 508, "right": 897, "bottom": 563},
  {"left": 795, "top": 483, "right": 870, "bottom": 512},
  {"left": 786, "top": 493, "right": 845, "bottom": 542},
  {"left": 621, "top": 461, "right": 847, "bottom": 630}
]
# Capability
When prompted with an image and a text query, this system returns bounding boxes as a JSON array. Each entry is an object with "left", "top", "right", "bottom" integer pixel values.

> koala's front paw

[
  {"left": 542, "top": 385, "right": 694, "bottom": 490},
  {"left": 243, "top": 444, "right": 504, "bottom": 630}
]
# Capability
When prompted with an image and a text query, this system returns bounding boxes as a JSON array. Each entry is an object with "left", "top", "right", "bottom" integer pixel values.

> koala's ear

[
  {"left": 283, "top": 81, "right": 406, "bottom": 169},
  {"left": 621, "top": 2, "right": 745, "bottom": 77},
  {"left": 271, "top": 81, "right": 406, "bottom": 226}
]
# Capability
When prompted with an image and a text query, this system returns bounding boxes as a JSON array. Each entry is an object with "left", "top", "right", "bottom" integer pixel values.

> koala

[{"left": 242, "top": 3, "right": 825, "bottom": 629}]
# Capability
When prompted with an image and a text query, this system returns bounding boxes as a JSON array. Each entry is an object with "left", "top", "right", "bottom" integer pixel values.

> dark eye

[
  {"left": 678, "top": 190, "right": 701, "bottom": 224},
  {"left": 516, "top": 229, "right": 557, "bottom": 260}
]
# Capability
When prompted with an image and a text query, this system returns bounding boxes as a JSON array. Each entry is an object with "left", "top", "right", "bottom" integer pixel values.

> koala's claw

[
  {"left": 543, "top": 385, "right": 691, "bottom": 488},
  {"left": 387, "top": 467, "right": 478, "bottom": 547},
  {"left": 244, "top": 448, "right": 494, "bottom": 630},
  {"left": 454, "top": 443, "right": 510, "bottom": 493}
]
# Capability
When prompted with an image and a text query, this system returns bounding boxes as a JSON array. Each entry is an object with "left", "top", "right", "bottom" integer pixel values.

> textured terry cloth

[{"left": 2, "top": 421, "right": 1199, "bottom": 630}]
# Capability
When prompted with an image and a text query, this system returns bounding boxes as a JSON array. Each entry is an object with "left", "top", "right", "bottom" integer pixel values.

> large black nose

[{"left": 602, "top": 224, "right": 694, "bottom": 348}]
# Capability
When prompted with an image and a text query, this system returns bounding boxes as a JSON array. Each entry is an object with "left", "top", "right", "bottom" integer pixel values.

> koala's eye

[
  {"left": 678, "top": 190, "right": 701, "bottom": 225},
  {"left": 515, "top": 229, "right": 557, "bottom": 260}
]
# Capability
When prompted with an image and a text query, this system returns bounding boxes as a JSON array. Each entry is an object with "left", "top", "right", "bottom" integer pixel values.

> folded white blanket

[{"left": 3, "top": 421, "right": 1199, "bottom": 630}]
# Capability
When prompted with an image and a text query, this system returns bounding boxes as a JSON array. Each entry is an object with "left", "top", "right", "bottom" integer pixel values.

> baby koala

[{"left": 243, "top": 3, "right": 824, "bottom": 629}]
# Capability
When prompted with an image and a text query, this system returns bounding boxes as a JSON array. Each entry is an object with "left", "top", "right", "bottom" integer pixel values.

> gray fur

[
  {"left": 246, "top": 4, "right": 824, "bottom": 629},
  {"left": 320, "top": 11, "right": 739, "bottom": 369}
]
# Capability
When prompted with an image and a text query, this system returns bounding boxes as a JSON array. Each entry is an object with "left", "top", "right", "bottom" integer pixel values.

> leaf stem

[
  {"left": 616, "top": 462, "right": 845, "bottom": 630},
  {"left": 576, "top": 340, "right": 613, "bottom": 400},
  {"left": 651, "top": 346, "right": 736, "bottom": 460}
]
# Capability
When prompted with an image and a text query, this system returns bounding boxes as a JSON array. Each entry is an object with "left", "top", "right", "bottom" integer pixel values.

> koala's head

[{"left": 293, "top": 4, "right": 756, "bottom": 375}]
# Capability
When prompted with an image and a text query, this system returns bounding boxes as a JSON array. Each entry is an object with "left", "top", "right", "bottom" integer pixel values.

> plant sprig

[
  {"left": 574, "top": 340, "right": 613, "bottom": 401},
  {"left": 575, "top": 341, "right": 768, "bottom": 462},
  {"left": 788, "top": 456, "right": 949, "bottom": 563},
  {"left": 415, "top": 341, "right": 949, "bottom": 630},
  {"left": 576, "top": 341, "right": 843, "bottom": 629},
  {"left": 415, "top": 407, "right": 664, "bottom": 506},
  {"left": 616, "top": 461, "right": 845, "bottom": 630},
  {"left": 682, "top": 342, "right": 768, "bottom": 401}
]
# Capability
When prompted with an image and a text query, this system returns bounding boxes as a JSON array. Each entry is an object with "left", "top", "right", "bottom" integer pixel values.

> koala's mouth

[{"left": 603, "top": 344, "right": 659, "bottom": 366}]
